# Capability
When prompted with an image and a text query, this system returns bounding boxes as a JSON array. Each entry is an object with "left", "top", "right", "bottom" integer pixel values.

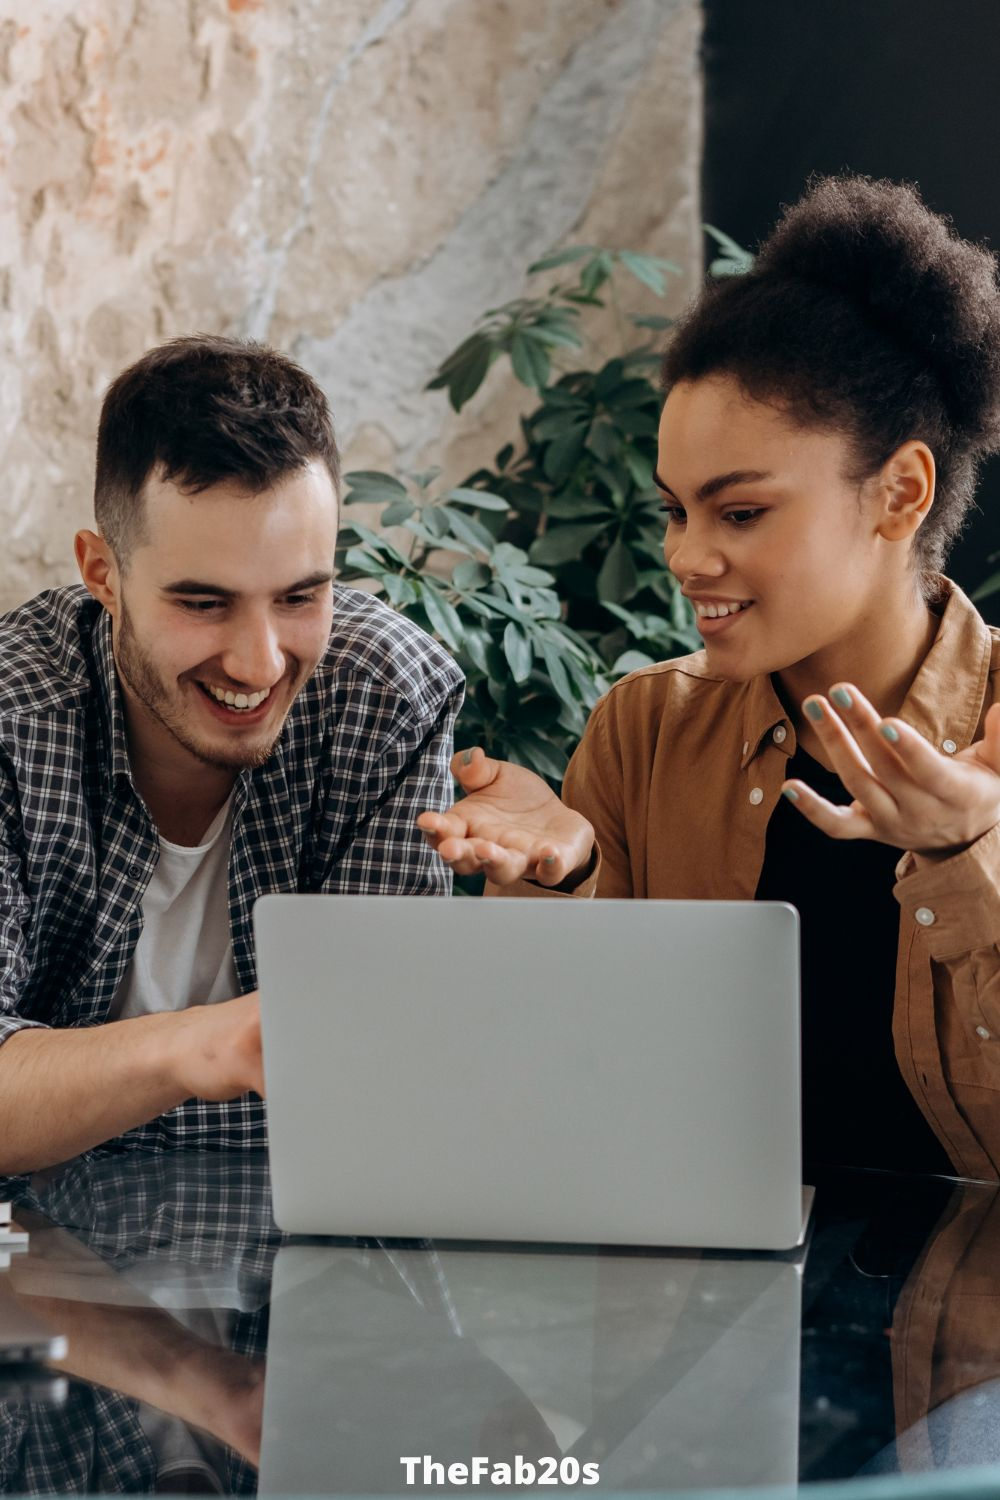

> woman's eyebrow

[{"left": 653, "top": 468, "right": 774, "bottom": 501}]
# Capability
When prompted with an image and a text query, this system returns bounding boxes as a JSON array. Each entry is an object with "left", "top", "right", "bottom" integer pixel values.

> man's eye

[
  {"left": 283, "top": 592, "right": 317, "bottom": 607},
  {"left": 177, "top": 599, "right": 222, "bottom": 613},
  {"left": 659, "top": 504, "right": 686, "bottom": 524}
]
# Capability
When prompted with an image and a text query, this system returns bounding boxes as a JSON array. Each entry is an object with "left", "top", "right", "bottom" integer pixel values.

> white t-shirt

[{"left": 110, "top": 794, "right": 239, "bottom": 1021}]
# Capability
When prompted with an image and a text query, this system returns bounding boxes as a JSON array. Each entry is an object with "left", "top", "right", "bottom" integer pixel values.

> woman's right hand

[{"left": 417, "top": 747, "right": 595, "bottom": 887}]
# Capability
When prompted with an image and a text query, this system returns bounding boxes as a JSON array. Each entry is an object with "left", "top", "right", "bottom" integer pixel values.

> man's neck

[{"left": 775, "top": 587, "right": 939, "bottom": 768}]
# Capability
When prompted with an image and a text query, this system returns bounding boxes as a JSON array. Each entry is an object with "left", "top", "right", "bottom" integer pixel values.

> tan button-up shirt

[{"left": 494, "top": 577, "right": 1000, "bottom": 1180}]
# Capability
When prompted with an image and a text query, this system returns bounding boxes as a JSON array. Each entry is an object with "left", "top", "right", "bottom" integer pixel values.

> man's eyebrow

[
  {"left": 161, "top": 571, "right": 334, "bottom": 599},
  {"left": 652, "top": 468, "right": 774, "bottom": 502}
]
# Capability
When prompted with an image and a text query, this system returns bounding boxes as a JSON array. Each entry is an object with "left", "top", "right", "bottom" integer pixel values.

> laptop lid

[{"left": 255, "top": 896, "right": 801, "bottom": 1250}]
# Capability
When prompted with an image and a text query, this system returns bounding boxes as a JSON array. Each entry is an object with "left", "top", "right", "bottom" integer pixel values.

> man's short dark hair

[{"left": 94, "top": 334, "right": 340, "bottom": 566}]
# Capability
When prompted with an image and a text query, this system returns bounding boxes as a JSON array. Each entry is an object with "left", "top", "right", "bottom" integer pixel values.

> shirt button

[
  {"left": 773, "top": 726, "right": 787, "bottom": 744},
  {"left": 977, "top": 1025, "right": 991, "bottom": 1040},
  {"left": 942, "top": 739, "right": 957, "bottom": 754},
  {"left": 915, "top": 907, "right": 936, "bottom": 927},
  {"left": 128, "top": 864, "right": 142, "bottom": 879},
  {"left": 749, "top": 787, "right": 764, "bottom": 806}
]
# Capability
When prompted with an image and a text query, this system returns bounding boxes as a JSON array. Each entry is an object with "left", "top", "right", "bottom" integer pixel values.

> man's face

[
  {"left": 658, "top": 375, "right": 892, "bottom": 683},
  {"left": 112, "top": 460, "right": 337, "bottom": 774}
]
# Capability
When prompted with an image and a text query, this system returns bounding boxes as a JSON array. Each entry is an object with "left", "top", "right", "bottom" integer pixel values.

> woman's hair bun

[{"left": 758, "top": 174, "right": 1000, "bottom": 444}]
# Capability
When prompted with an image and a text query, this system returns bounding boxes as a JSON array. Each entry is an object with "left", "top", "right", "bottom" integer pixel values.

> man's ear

[
  {"left": 75, "top": 530, "right": 121, "bottom": 617},
  {"left": 874, "top": 440, "right": 935, "bottom": 543}
]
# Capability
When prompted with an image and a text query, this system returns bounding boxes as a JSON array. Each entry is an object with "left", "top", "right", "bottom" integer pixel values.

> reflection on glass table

[{"left": 0, "top": 1152, "right": 998, "bottom": 1494}]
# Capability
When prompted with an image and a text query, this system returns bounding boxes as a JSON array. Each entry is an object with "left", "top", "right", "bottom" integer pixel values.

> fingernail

[
  {"left": 805, "top": 700, "right": 824, "bottom": 722},
  {"left": 831, "top": 687, "right": 853, "bottom": 710},
  {"left": 782, "top": 786, "right": 799, "bottom": 802},
  {"left": 462, "top": 748, "right": 473, "bottom": 766},
  {"left": 880, "top": 723, "right": 900, "bottom": 743},
  {"left": 543, "top": 856, "right": 556, "bottom": 865}
]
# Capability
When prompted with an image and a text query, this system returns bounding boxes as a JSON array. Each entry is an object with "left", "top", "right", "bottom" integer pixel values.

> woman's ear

[
  {"left": 874, "top": 440, "right": 936, "bottom": 542},
  {"left": 74, "top": 530, "right": 121, "bottom": 618}
]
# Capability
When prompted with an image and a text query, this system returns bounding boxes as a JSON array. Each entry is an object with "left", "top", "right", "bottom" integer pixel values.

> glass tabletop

[{"left": 1, "top": 1150, "right": 999, "bottom": 1496}]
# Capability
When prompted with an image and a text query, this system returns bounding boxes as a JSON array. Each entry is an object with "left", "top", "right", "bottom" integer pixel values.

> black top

[{"left": 756, "top": 746, "right": 953, "bottom": 1176}]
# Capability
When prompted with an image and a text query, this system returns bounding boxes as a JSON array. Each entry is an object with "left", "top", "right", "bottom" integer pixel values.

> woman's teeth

[
  {"left": 205, "top": 684, "right": 271, "bottom": 712},
  {"left": 695, "top": 600, "right": 752, "bottom": 619}
]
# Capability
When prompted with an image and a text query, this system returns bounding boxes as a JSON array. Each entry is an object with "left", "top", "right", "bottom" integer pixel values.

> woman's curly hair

[{"left": 662, "top": 175, "right": 1000, "bottom": 582}]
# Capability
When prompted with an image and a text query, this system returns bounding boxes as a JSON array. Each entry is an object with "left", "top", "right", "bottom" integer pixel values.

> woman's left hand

[{"left": 783, "top": 684, "right": 1000, "bottom": 860}]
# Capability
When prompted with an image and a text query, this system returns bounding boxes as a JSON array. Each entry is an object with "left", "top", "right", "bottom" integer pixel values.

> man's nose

[{"left": 220, "top": 616, "right": 285, "bottom": 688}]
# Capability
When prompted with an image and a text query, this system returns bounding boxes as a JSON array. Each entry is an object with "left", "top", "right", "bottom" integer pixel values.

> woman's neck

[{"left": 774, "top": 586, "right": 940, "bottom": 767}]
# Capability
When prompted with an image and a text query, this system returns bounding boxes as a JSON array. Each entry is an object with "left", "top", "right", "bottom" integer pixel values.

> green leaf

[
  {"left": 704, "top": 224, "right": 754, "bottom": 277},
  {"left": 418, "top": 583, "right": 464, "bottom": 651},
  {"left": 344, "top": 470, "right": 409, "bottom": 503},
  {"left": 380, "top": 499, "right": 416, "bottom": 526},
  {"left": 617, "top": 250, "right": 668, "bottom": 296},
  {"left": 452, "top": 560, "right": 490, "bottom": 591},
  {"left": 597, "top": 535, "right": 639, "bottom": 603},
  {"left": 420, "top": 506, "right": 451, "bottom": 540},
  {"left": 439, "top": 509, "right": 495, "bottom": 554},
  {"left": 603, "top": 378, "right": 657, "bottom": 410},
  {"left": 631, "top": 313, "right": 673, "bottom": 331},
  {"left": 461, "top": 627, "right": 492, "bottom": 675},
  {"left": 506, "top": 730, "right": 569, "bottom": 782},
  {"left": 586, "top": 419, "right": 618, "bottom": 464},
  {"left": 527, "top": 244, "right": 596, "bottom": 273},
  {"left": 540, "top": 638, "right": 578, "bottom": 710},
  {"left": 382, "top": 574, "right": 419, "bottom": 606},
  {"left": 971, "top": 569, "right": 1000, "bottom": 603},
  {"left": 542, "top": 422, "right": 588, "bottom": 483},
  {"left": 503, "top": 621, "right": 533, "bottom": 683},
  {"left": 510, "top": 332, "right": 551, "bottom": 390},
  {"left": 444, "top": 487, "right": 510, "bottom": 512},
  {"left": 342, "top": 547, "right": 389, "bottom": 578},
  {"left": 611, "top": 649, "right": 656, "bottom": 675},
  {"left": 623, "top": 448, "right": 654, "bottom": 492},
  {"left": 580, "top": 250, "right": 614, "bottom": 298},
  {"left": 595, "top": 359, "right": 625, "bottom": 400},
  {"left": 544, "top": 491, "right": 615, "bottom": 520},
  {"left": 530, "top": 521, "right": 609, "bottom": 566}
]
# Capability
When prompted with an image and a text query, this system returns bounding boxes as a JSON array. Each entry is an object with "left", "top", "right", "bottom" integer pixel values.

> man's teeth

[
  {"left": 695, "top": 600, "right": 752, "bottom": 619},
  {"left": 205, "top": 684, "right": 271, "bottom": 711}
]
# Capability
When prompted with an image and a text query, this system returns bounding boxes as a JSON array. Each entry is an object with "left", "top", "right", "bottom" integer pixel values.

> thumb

[{"left": 451, "top": 745, "right": 502, "bottom": 794}]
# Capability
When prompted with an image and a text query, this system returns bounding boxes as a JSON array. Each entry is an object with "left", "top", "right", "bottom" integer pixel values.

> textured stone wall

[{"left": 0, "top": 0, "right": 702, "bottom": 607}]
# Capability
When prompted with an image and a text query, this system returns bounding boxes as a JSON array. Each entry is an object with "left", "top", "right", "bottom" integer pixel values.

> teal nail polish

[
  {"left": 880, "top": 723, "right": 900, "bottom": 743},
  {"left": 462, "top": 748, "right": 473, "bottom": 765},
  {"left": 831, "top": 687, "right": 853, "bottom": 710},
  {"left": 805, "top": 700, "right": 824, "bottom": 722},
  {"left": 543, "top": 856, "right": 556, "bottom": 865},
  {"left": 782, "top": 786, "right": 800, "bottom": 803}
]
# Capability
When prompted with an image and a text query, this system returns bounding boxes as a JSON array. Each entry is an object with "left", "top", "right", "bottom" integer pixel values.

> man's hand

[
  {"left": 784, "top": 686, "right": 1000, "bottom": 860},
  {"left": 168, "top": 990, "right": 265, "bottom": 1102},
  {"left": 417, "top": 747, "right": 595, "bottom": 887}
]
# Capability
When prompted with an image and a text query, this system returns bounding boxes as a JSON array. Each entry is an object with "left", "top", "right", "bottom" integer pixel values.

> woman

[{"left": 417, "top": 175, "right": 1000, "bottom": 1180}]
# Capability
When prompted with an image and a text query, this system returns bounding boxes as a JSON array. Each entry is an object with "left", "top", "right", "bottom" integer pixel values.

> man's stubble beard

[{"left": 116, "top": 598, "right": 284, "bottom": 773}]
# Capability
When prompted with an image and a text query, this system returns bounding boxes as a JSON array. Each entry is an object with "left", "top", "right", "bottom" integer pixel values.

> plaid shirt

[{"left": 0, "top": 584, "right": 463, "bottom": 1148}]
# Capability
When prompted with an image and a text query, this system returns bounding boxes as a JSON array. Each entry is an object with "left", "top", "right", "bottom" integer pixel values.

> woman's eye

[
  {"left": 724, "top": 509, "right": 763, "bottom": 527},
  {"left": 659, "top": 504, "right": 686, "bottom": 524}
]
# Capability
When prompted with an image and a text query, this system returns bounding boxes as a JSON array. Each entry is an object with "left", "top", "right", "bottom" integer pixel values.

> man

[{"left": 0, "top": 335, "right": 463, "bottom": 1172}]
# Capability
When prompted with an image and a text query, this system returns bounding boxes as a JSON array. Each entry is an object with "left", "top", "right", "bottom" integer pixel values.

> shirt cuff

[
  {"left": 894, "top": 819, "right": 1000, "bottom": 958},
  {"left": 486, "top": 846, "right": 602, "bottom": 900}
]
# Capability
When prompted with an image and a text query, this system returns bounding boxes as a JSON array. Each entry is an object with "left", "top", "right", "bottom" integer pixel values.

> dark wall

[{"left": 702, "top": 0, "right": 1000, "bottom": 621}]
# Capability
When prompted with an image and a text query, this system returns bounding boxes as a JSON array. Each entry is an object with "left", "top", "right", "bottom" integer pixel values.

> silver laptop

[{"left": 255, "top": 896, "right": 804, "bottom": 1251}]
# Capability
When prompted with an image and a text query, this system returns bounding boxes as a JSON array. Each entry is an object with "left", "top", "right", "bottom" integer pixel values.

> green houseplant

[{"left": 336, "top": 243, "right": 746, "bottom": 782}]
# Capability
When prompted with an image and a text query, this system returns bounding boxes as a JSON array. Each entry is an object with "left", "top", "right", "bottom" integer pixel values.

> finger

[
  {"left": 449, "top": 746, "right": 503, "bottom": 794},
  {"left": 416, "top": 809, "right": 470, "bottom": 840},
  {"left": 782, "top": 781, "right": 878, "bottom": 841},
  {"left": 802, "top": 693, "right": 899, "bottom": 818}
]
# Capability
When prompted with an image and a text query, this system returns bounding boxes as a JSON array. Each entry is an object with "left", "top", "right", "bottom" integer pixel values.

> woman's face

[{"left": 657, "top": 374, "right": 908, "bottom": 683}]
